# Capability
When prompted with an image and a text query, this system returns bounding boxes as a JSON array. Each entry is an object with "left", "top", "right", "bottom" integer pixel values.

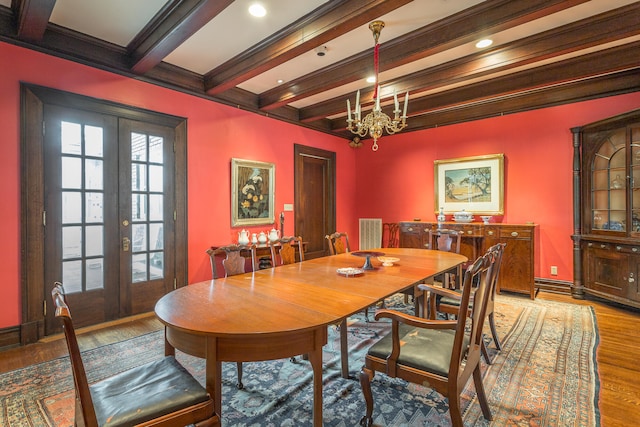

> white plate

[{"left": 336, "top": 267, "right": 365, "bottom": 277}]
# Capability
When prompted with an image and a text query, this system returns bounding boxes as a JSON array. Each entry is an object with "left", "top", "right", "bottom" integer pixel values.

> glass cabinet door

[
  {"left": 592, "top": 128, "right": 626, "bottom": 232},
  {"left": 632, "top": 126, "right": 640, "bottom": 235}
]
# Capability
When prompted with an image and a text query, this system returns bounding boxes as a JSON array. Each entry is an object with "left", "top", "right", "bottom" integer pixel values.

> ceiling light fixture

[
  {"left": 248, "top": 3, "right": 266, "bottom": 17},
  {"left": 346, "top": 21, "right": 408, "bottom": 151},
  {"left": 475, "top": 39, "right": 493, "bottom": 48}
]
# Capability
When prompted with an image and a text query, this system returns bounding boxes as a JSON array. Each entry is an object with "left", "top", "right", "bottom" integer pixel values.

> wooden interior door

[{"left": 294, "top": 145, "right": 335, "bottom": 259}]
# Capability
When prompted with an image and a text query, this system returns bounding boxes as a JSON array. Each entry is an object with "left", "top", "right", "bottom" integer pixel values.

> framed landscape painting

[
  {"left": 231, "top": 158, "right": 275, "bottom": 226},
  {"left": 434, "top": 153, "right": 504, "bottom": 215}
]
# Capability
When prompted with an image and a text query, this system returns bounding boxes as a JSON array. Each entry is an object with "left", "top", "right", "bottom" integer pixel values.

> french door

[{"left": 42, "top": 105, "right": 177, "bottom": 332}]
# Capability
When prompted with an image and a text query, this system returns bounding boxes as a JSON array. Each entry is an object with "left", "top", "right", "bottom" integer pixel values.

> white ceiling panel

[
  {"left": 163, "top": 0, "right": 328, "bottom": 74},
  {"left": 50, "top": 0, "right": 167, "bottom": 47}
]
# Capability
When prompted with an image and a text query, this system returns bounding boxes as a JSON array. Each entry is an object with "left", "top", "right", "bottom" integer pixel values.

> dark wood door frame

[{"left": 293, "top": 144, "right": 336, "bottom": 259}]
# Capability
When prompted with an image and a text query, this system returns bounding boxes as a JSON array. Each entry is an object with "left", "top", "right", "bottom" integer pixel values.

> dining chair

[
  {"left": 206, "top": 244, "right": 257, "bottom": 279},
  {"left": 269, "top": 236, "right": 304, "bottom": 266},
  {"left": 382, "top": 223, "right": 399, "bottom": 248},
  {"left": 205, "top": 244, "right": 257, "bottom": 389},
  {"left": 397, "top": 228, "right": 463, "bottom": 316},
  {"left": 51, "top": 282, "right": 220, "bottom": 427},
  {"left": 359, "top": 246, "right": 499, "bottom": 427},
  {"left": 427, "top": 228, "right": 463, "bottom": 288},
  {"left": 427, "top": 242, "right": 507, "bottom": 364},
  {"left": 325, "top": 231, "right": 350, "bottom": 255}
]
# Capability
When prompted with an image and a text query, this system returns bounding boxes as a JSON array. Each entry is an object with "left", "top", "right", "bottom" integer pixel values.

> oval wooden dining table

[{"left": 155, "top": 247, "right": 467, "bottom": 426}]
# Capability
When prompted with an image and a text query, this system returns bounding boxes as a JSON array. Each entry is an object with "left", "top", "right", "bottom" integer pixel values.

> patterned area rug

[{"left": 0, "top": 294, "right": 599, "bottom": 427}]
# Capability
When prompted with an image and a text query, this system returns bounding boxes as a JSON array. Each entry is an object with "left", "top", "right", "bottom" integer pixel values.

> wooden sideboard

[{"left": 398, "top": 221, "right": 537, "bottom": 299}]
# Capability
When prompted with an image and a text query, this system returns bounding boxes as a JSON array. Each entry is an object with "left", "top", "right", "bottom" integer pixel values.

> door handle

[{"left": 123, "top": 237, "right": 130, "bottom": 252}]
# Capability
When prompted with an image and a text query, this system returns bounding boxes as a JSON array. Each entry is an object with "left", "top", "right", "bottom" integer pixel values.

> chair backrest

[
  {"left": 52, "top": 282, "right": 99, "bottom": 426},
  {"left": 269, "top": 236, "right": 304, "bottom": 265},
  {"left": 382, "top": 223, "right": 399, "bottom": 248},
  {"left": 449, "top": 245, "right": 499, "bottom": 379},
  {"left": 486, "top": 242, "right": 506, "bottom": 308},
  {"left": 325, "top": 232, "right": 350, "bottom": 255},
  {"left": 428, "top": 228, "right": 462, "bottom": 253},
  {"left": 206, "top": 244, "right": 257, "bottom": 279}
]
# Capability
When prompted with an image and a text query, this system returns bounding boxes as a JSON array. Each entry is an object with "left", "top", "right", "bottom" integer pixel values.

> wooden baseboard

[
  {"left": 0, "top": 326, "right": 21, "bottom": 350},
  {"left": 535, "top": 278, "right": 572, "bottom": 295}
]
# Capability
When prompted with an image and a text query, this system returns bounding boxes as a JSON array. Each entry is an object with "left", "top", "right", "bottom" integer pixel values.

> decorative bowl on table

[
  {"left": 377, "top": 256, "right": 400, "bottom": 266},
  {"left": 453, "top": 210, "right": 474, "bottom": 223}
]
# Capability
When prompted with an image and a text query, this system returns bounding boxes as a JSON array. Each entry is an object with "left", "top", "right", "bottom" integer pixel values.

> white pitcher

[
  {"left": 268, "top": 228, "right": 280, "bottom": 242},
  {"left": 258, "top": 231, "right": 268, "bottom": 244},
  {"left": 238, "top": 229, "right": 250, "bottom": 245}
]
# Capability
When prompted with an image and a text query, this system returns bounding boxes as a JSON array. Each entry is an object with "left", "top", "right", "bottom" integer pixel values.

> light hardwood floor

[{"left": 1, "top": 292, "right": 639, "bottom": 426}]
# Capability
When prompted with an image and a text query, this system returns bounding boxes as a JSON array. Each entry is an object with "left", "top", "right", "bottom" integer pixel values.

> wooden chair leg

[
  {"left": 448, "top": 392, "right": 464, "bottom": 427},
  {"left": 481, "top": 338, "right": 493, "bottom": 364},
  {"left": 236, "top": 362, "right": 244, "bottom": 389},
  {"left": 359, "top": 367, "right": 375, "bottom": 427},
  {"left": 488, "top": 312, "right": 502, "bottom": 350},
  {"left": 473, "top": 365, "right": 493, "bottom": 421}
]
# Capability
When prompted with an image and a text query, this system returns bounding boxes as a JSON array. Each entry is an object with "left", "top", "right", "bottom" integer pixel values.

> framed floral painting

[
  {"left": 434, "top": 153, "right": 504, "bottom": 215},
  {"left": 231, "top": 158, "right": 275, "bottom": 226}
]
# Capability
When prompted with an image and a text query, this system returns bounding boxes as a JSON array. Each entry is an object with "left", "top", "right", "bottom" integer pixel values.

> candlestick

[
  {"left": 403, "top": 91, "right": 409, "bottom": 117},
  {"left": 347, "top": 99, "right": 351, "bottom": 122}
]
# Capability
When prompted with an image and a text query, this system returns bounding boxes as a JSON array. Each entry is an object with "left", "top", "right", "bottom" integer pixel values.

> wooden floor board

[{"left": 1, "top": 292, "right": 639, "bottom": 425}]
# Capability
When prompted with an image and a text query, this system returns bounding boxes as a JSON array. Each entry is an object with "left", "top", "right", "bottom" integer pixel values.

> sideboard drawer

[{"left": 497, "top": 226, "right": 533, "bottom": 239}]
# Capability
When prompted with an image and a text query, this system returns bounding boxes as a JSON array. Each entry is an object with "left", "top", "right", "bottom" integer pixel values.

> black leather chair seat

[
  {"left": 367, "top": 324, "right": 468, "bottom": 377},
  {"left": 440, "top": 293, "right": 462, "bottom": 307},
  {"left": 91, "top": 356, "right": 209, "bottom": 426}
]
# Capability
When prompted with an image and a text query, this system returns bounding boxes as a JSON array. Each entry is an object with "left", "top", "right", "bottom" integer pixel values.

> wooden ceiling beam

[
  {"left": 300, "top": 3, "right": 640, "bottom": 123},
  {"left": 328, "top": 45, "right": 640, "bottom": 131},
  {"left": 258, "top": 0, "right": 589, "bottom": 110},
  {"left": 14, "top": 0, "right": 56, "bottom": 42},
  {"left": 327, "top": 69, "right": 640, "bottom": 139},
  {"left": 402, "top": 70, "right": 640, "bottom": 132},
  {"left": 128, "top": 0, "right": 234, "bottom": 74},
  {"left": 203, "top": 0, "right": 413, "bottom": 96},
  {"left": 403, "top": 43, "right": 640, "bottom": 119}
]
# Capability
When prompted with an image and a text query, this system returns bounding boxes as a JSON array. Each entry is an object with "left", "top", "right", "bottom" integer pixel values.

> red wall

[
  {"left": 2, "top": 40, "right": 640, "bottom": 330},
  {"left": 0, "top": 42, "right": 357, "bottom": 328},
  {"left": 353, "top": 93, "right": 640, "bottom": 282}
]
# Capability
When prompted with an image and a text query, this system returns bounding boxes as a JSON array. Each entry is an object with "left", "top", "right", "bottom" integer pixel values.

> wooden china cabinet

[
  {"left": 399, "top": 221, "right": 537, "bottom": 298},
  {"left": 572, "top": 109, "right": 640, "bottom": 308}
]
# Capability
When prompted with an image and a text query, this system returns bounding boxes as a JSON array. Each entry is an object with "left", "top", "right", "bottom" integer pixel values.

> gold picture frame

[
  {"left": 231, "top": 158, "right": 275, "bottom": 226},
  {"left": 434, "top": 153, "right": 504, "bottom": 215}
]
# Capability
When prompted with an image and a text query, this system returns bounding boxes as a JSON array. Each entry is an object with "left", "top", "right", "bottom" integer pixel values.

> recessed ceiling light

[
  {"left": 475, "top": 39, "right": 493, "bottom": 48},
  {"left": 248, "top": 3, "right": 266, "bottom": 17},
  {"left": 366, "top": 76, "right": 376, "bottom": 84},
  {"left": 277, "top": 79, "right": 284, "bottom": 84}
]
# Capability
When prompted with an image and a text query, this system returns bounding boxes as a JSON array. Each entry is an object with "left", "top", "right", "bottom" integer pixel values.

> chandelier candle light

[{"left": 346, "top": 20, "right": 409, "bottom": 151}]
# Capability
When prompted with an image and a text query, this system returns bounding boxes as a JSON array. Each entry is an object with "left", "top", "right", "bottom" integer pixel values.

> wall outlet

[{"left": 550, "top": 266, "right": 558, "bottom": 276}]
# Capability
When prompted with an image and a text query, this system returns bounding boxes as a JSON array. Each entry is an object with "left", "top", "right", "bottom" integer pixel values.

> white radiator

[{"left": 359, "top": 218, "right": 382, "bottom": 250}]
